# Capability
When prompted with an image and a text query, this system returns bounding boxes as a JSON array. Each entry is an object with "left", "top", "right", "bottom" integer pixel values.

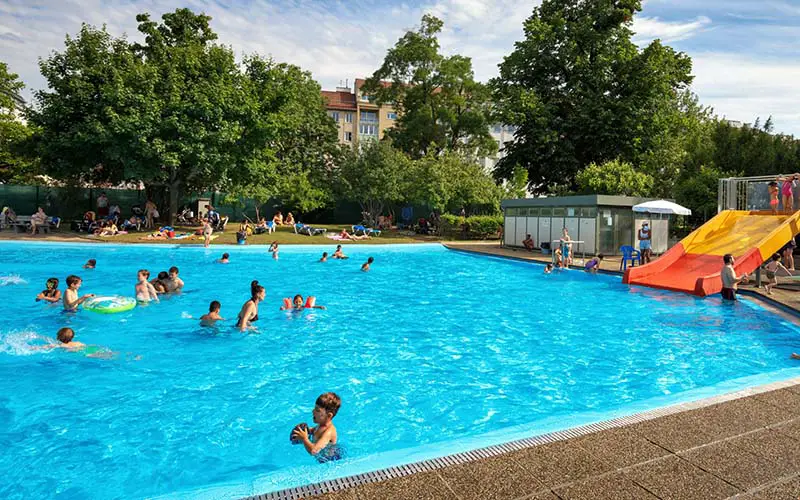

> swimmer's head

[
  {"left": 169, "top": 266, "right": 179, "bottom": 277},
  {"left": 545, "top": 264, "right": 553, "bottom": 270},
  {"left": 293, "top": 294, "right": 303, "bottom": 306},
  {"left": 66, "top": 275, "right": 81, "bottom": 288},
  {"left": 322, "top": 252, "right": 328, "bottom": 257},
  {"left": 57, "top": 327, "right": 75, "bottom": 344},
  {"left": 157, "top": 271, "right": 169, "bottom": 280},
  {"left": 86, "top": 259, "right": 96, "bottom": 267},
  {"left": 313, "top": 392, "right": 341, "bottom": 423},
  {"left": 250, "top": 280, "right": 260, "bottom": 295},
  {"left": 367, "top": 257, "right": 374, "bottom": 264},
  {"left": 252, "top": 284, "right": 265, "bottom": 300},
  {"left": 222, "top": 253, "right": 229, "bottom": 259},
  {"left": 138, "top": 269, "right": 150, "bottom": 280},
  {"left": 46, "top": 277, "right": 59, "bottom": 289},
  {"left": 209, "top": 300, "right": 221, "bottom": 312}
]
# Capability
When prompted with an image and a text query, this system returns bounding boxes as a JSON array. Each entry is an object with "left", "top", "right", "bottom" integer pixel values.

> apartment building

[{"left": 321, "top": 79, "right": 397, "bottom": 147}]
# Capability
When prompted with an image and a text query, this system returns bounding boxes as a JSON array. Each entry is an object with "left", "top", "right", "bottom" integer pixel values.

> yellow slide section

[{"left": 625, "top": 210, "right": 800, "bottom": 296}]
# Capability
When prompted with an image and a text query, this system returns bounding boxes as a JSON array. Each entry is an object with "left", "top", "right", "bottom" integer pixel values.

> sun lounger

[
  {"left": 294, "top": 223, "right": 326, "bottom": 236},
  {"left": 352, "top": 224, "right": 381, "bottom": 236}
]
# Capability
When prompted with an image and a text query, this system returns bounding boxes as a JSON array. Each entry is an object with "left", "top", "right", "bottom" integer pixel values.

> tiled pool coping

[{"left": 242, "top": 244, "right": 800, "bottom": 500}]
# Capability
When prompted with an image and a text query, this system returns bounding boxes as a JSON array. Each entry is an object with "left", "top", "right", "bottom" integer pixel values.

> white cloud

[
  {"left": 690, "top": 53, "right": 800, "bottom": 134},
  {"left": 633, "top": 15, "right": 712, "bottom": 43}
]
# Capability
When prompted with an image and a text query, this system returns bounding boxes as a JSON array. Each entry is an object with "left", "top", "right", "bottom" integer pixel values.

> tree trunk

[{"left": 168, "top": 182, "right": 180, "bottom": 226}]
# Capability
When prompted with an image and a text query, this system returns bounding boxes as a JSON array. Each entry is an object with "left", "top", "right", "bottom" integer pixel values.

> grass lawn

[{"left": 0, "top": 224, "right": 460, "bottom": 246}]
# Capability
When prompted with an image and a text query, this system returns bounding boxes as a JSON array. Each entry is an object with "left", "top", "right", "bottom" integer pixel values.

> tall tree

[
  {"left": 492, "top": 0, "right": 694, "bottom": 193},
  {"left": 362, "top": 15, "right": 496, "bottom": 159},
  {"left": 0, "top": 61, "right": 35, "bottom": 183}
]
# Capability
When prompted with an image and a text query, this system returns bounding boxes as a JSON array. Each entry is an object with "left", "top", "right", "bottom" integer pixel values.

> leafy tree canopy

[
  {"left": 0, "top": 61, "right": 36, "bottom": 183},
  {"left": 362, "top": 15, "right": 496, "bottom": 160},
  {"left": 576, "top": 159, "right": 653, "bottom": 197}
]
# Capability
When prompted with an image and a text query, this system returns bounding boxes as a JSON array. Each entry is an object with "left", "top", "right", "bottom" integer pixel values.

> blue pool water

[{"left": 1, "top": 242, "right": 800, "bottom": 499}]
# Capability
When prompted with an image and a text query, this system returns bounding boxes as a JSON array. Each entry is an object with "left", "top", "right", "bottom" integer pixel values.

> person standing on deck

[{"left": 638, "top": 221, "right": 652, "bottom": 264}]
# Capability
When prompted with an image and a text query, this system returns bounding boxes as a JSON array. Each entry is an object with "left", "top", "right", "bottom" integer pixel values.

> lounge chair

[
  {"left": 294, "top": 223, "right": 326, "bottom": 236},
  {"left": 352, "top": 224, "right": 381, "bottom": 236}
]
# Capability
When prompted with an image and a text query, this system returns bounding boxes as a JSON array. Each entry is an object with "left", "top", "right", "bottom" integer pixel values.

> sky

[{"left": 1, "top": 0, "right": 799, "bottom": 135}]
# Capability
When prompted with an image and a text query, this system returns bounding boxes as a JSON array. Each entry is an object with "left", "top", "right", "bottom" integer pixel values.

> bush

[{"left": 438, "top": 214, "right": 502, "bottom": 239}]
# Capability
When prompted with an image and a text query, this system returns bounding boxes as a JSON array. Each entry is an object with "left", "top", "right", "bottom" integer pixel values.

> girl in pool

[
  {"left": 269, "top": 241, "right": 279, "bottom": 260},
  {"left": 280, "top": 294, "right": 326, "bottom": 311},
  {"left": 238, "top": 282, "right": 265, "bottom": 330},
  {"left": 36, "top": 277, "right": 62, "bottom": 303}
]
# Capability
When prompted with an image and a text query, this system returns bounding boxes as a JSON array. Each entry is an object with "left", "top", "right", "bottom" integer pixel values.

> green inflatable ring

[{"left": 83, "top": 295, "right": 137, "bottom": 314}]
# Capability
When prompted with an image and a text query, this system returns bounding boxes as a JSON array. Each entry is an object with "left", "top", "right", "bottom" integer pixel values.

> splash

[
  {"left": 0, "top": 274, "right": 26, "bottom": 286},
  {"left": 181, "top": 312, "right": 193, "bottom": 319},
  {"left": 0, "top": 330, "right": 52, "bottom": 356}
]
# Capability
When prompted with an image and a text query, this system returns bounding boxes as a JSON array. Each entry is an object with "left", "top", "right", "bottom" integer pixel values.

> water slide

[{"left": 624, "top": 210, "right": 800, "bottom": 297}]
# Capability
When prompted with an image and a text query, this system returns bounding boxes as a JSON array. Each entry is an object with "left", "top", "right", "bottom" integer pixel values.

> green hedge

[{"left": 439, "top": 214, "right": 502, "bottom": 239}]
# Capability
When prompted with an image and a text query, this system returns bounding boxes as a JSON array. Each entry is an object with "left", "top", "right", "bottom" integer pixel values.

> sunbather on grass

[{"left": 339, "top": 229, "right": 368, "bottom": 241}]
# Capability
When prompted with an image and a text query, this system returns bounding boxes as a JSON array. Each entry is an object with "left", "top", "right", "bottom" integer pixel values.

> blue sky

[{"left": 2, "top": 0, "right": 799, "bottom": 135}]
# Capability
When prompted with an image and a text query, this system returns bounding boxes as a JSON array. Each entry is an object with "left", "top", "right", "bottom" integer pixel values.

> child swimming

[
  {"left": 36, "top": 277, "right": 62, "bottom": 303},
  {"left": 39, "top": 327, "right": 113, "bottom": 358},
  {"left": 332, "top": 245, "right": 348, "bottom": 259},
  {"left": 83, "top": 259, "right": 96, "bottom": 269},
  {"left": 218, "top": 253, "right": 230, "bottom": 264},
  {"left": 585, "top": 254, "right": 604, "bottom": 274},
  {"left": 200, "top": 300, "right": 224, "bottom": 326},
  {"left": 63, "top": 275, "right": 94, "bottom": 311},
  {"left": 291, "top": 392, "right": 341, "bottom": 459},
  {"left": 280, "top": 294, "right": 326, "bottom": 311},
  {"left": 320, "top": 252, "right": 328, "bottom": 262},
  {"left": 135, "top": 269, "right": 160, "bottom": 303},
  {"left": 269, "top": 242, "right": 279, "bottom": 260},
  {"left": 361, "top": 257, "right": 374, "bottom": 272},
  {"left": 544, "top": 263, "right": 554, "bottom": 274},
  {"left": 151, "top": 271, "right": 169, "bottom": 294}
]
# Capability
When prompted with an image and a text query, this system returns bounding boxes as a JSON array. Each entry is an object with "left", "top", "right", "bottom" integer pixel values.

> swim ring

[{"left": 82, "top": 295, "right": 137, "bottom": 314}]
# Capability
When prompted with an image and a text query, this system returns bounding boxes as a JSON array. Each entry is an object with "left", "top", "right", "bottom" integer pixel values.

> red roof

[
  {"left": 354, "top": 78, "right": 393, "bottom": 90},
  {"left": 321, "top": 90, "right": 356, "bottom": 110}
]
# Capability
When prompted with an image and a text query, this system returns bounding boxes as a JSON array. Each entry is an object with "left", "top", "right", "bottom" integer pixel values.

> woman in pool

[
  {"left": 269, "top": 241, "right": 279, "bottom": 260},
  {"left": 238, "top": 282, "right": 265, "bottom": 330},
  {"left": 36, "top": 277, "right": 62, "bottom": 303},
  {"left": 281, "top": 294, "right": 326, "bottom": 311}
]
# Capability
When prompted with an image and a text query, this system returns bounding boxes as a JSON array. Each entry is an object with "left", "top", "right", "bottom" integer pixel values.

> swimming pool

[{"left": 1, "top": 241, "right": 799, "bottom": 499}]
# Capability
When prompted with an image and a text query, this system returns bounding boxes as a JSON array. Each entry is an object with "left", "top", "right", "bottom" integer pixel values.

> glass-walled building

[{"left": 501, "top": 195, "right": 671, "bottom": 256}]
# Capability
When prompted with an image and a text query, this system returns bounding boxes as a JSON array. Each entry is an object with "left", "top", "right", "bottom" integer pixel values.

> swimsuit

[
  {"left": 721, "top": 288, "right": 736, "bottom": 301},
  {"left": 236, "top": 300, "right": 259, "bottom": 327},
  {"left": 766, "top": 271, "right": 776, "bottom": 280}
]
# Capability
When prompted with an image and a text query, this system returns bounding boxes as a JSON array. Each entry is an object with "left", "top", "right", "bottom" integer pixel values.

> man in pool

[
  {"left": 361, "top": 256, "right": 374, "bottom": 272},
  {"left": 218, "top": 253, "right": 230, "bottom": 264},
  {"left": 135, "top": 269, "right": 160, "bottom": 303},
  {"left": 332, "top": 245, "right": 348, "bottom": 259},
  {"left": 63, "top": 275, "right": 95, "bottom": 311},
  {"left": 721, "top": 254, "right": 748, "bottom": 301},
  {"left": 320, "top": 252, "right": 328, "bottom": 262},
  {"left": 200, "top": 301, "right": 224, "bottom": 326},
  {"left": 164, "top": 266, "right": 184, "bottom": 293},
  {"left": 291, "top": 392, "right": 340, "bottom": 459}
]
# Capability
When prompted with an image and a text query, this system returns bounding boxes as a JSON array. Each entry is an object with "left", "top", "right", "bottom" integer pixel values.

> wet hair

[
  {"left": 723, "top": 254, "right": 734, "bottom": 265},
  {"left": 322, "top": 252, "right": 328, "bottom": 257},
  {"left": 367, "top": 257, "right": 374, "bottom": 264},
  {"left": 209, "top": 300, "right": 221, "bottom": 312},
  {"left": 251, "top": 284, "right": 265, "bottom": 299},
  {"left": 46, "top": 277, "right": 59, "bottom": 288},
  {"left": 250, "top": 280, "right": 260, "bottom": 296},
  {"left": 336, "top": 245, "right": 342, "bottom": 250},
  {"left": 315, "top": 392, "right": 341, "bottom": 417},
  {"left": 222, "top": 253, "right": 229, "bottom": 259},
  {"left": 545, "top": 263, "right": 553, "bottom": 269},
  {"left": 169, "top": 266, "right": 179, "bottom": 274},
  {"left": 138, "top": 269, "right": 150, "bottom": 278},
  {"left": 57, "top": 327, "right": 75, "bottom": 343},
  {"left": 66, "top": 275, "right": 81, "bottom": 287},
  {"left": 293, "top": 294, "right": 303, "bottom": 303},
  {"left": 157, "top": 271, "right": 169, "bottom": 280},
  {"left": 87, "top": 259, "right": 96, "bottom": 266}
]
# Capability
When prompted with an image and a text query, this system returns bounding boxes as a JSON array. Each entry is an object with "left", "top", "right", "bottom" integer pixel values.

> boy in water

[
  {"left": 218, "top": 253, "right": 230, "bottom": 264},
  {"left": 320, "top": 252, "right": 328, "bottom": 262},
  {"left": 332, "top": 245, "right": 348, "bottom": 259},
  {"left": 164, "top": 266, "right": 184, "bottom": 293},
  {"left": 63, "top": 275, "right": 94, "bottom": 311},
  {"left": 361, "top": 257, "right": 374, "bottom": 271},
  {"left": 50, "top": 327, "right": 86, "bottom": 350},
  {"left": 83, "top": 259, "right": 96, "bottom": 269},
  {"left": 200, "top": 301, "right": 224, "bottom": 326},
  {"left": 135, "top": 269, "right": 160, "bottom": 303},
  {"left": 291, "top": 392, "right": 340, "bottom": 458}
]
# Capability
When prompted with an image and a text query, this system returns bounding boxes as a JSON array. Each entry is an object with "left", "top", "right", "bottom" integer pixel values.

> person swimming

[
  {"left": 151, "top": 271, "right": 169, "bottom": 294},
  {"left": 544, "top": 263, "right": 554, "bottom": 274},
  {"left": 63, "top": 275, "right": 94, "bottom": 311},
  {"left": 135, "top": 269, "right": 160, "bottom": 303},
  {"left": 280, "top": 294, "right": 326, "bottom": 311},
  {"left": 361, "top": 257, "right": 374, "bottom": 272},
  {"left": 237, "top": 282, "right": 265, "bottom": 330},
  {"left": 83, "top": 259, "right": 96, "bottom": 269},
  {"left": 291, "top": 392, "right": 341, "bottom": 461},
  {"left": 200, "top": 300, "right": 224, "bottom": 326},
  {"left": 332, "top": 245, "right": 348, "bottom": 259},
  {"left": 269, "top": 242, "right": 279, "bottom": 260},
  {"left": 36, "top": 277, "right": 62, "bottom": 303},
  {"left": 39, "top": 327, "right": 114, "bottom": 358},
  {"left": 218, "top": 253, "right": 230, "bottom": 264},
  {"left": 320, "top": 252, "right": 328, "bottom": 262}
]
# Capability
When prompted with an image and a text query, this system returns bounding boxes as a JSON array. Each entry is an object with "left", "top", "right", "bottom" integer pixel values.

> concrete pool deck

[{"left": 274, "top": 243, "right": 800, "bottom": 500}]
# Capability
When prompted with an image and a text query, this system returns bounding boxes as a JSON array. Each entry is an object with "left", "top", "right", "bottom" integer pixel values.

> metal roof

[{"left": 501, "top": 195, "right": 659, "bottom": 209}]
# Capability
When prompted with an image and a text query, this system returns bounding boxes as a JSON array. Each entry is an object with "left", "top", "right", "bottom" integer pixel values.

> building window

[
  {"left": 360, "top": 93, "right": 372, "bottom": 102},
  {"left": 344, "top": 131, "right": 352, "bottom": 142},
  {"left": 328, "top": 111, "right": 339, "bottom": 122},
  {"left": 359, "top": 124, "right": 378, "bottom": 136},
  {"left": 360, "top": 111, "right": 377, "bottom": 123},
  {"left": 387, "top": 112, "right": 397, "bottom": 120},
  {"left": 345, "top": 113, "right": 353, "bottom": 123}
]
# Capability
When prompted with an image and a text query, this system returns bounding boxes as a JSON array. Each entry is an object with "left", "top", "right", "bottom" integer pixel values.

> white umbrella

[{"left": 632, "top": 200, "right": 692, "bottom": 216}]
